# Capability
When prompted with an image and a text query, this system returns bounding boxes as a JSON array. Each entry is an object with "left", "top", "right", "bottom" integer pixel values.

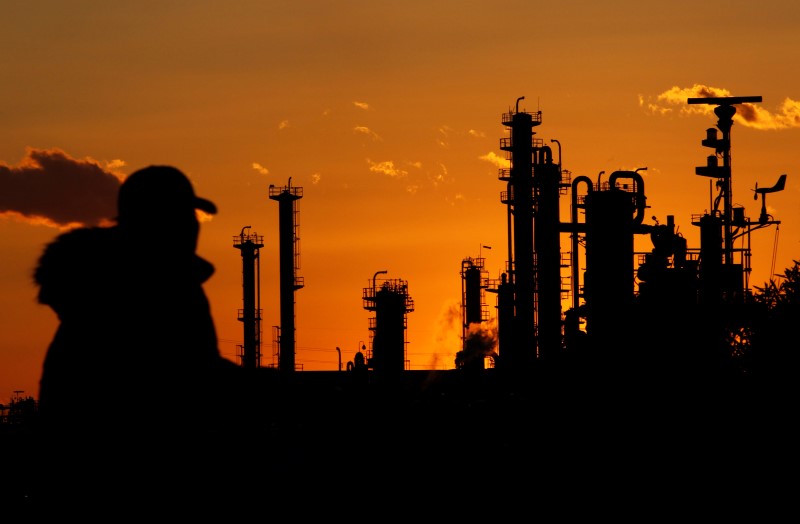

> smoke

[
  {"left": 640, "top": 84, "right": 800, "bottom": 130},
  {"left": 456, "top": 318, "right": 499, "bottom": 369},
  {"left": 464, "top": 318, "right": 498, "bottom": 354},
  {"left": 435, "top": 300, "right": 461, "bottom": 345},
  {"left": 0, "top": 148, "right": 124, "bottom": 229}
]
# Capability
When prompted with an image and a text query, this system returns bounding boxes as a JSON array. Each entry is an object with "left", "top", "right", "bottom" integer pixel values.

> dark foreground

[{"left": 3, "top": 368, "right": 796, "bottom": 518}]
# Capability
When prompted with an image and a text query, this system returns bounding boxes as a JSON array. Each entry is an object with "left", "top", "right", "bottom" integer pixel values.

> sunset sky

[{"left": 2, "top": 1, "right": 799, "bottom": 403}]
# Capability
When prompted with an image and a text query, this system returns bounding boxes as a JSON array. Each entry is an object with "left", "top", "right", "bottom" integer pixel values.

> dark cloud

[
  {"left": 0, "top": 148, "right": 122, "bottom": 228},
  {"left": 694, "top": 85, "right": 719, "bottom": 99},
  {"left": 641, "top": 84, "right": 800, "bottom": 130},
  {"left": 736, "top": 104, "right": 758, "bottom": 122}
]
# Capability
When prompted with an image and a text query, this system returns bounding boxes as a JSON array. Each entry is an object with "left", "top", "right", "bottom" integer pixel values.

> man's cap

[{"left": 117, "top": 165, "right": 217, "bottom": 220}]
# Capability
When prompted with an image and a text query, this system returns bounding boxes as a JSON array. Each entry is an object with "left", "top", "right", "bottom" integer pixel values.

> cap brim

[{"left": 195, "top": 197, "right": 217, "bottom": 214}]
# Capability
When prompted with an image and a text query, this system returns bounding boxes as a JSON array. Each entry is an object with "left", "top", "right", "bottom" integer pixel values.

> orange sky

[{"left": 2, "top": 1, "right": 799, "bottom": 402}]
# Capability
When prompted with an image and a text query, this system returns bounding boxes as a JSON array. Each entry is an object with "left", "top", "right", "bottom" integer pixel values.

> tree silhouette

[{"left": 746, "top": 258, "right": 800, "bottom": 386}]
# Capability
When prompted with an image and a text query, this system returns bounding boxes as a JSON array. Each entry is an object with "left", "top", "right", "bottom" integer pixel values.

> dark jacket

[{"left": 35, "top": 225, "right": 237, "bottom": 437}]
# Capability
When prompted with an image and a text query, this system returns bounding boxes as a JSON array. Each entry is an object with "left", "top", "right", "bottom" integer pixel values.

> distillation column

[
  {"left": 498, "top": 98, "right": 539, "bottom": 371},
  {"left": 460, "top": 255, "right": 490, "bottom": 370},
  {"left": 582, "top": 171, "right": 645, "bottom": 358},
  {"left": 269, "top": 179, "right": 304, "bottom": 373},
  {"left": 462, "top": 256, "right": 487, "bottom": 333},
  {"left": 233, "top": 226, "right": 264, "bottom": 369},
  {"left": 533, "top": 143, "right": 563, "bottom": 362},
  {"left": 363, "top": 272, "right": 414, "bottom": 376}
]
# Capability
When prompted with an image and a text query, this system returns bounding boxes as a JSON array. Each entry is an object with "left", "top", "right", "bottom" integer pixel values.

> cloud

[
  {"left": 278, "top": 120, "right": 290, "bottom": 130},
  {"left": 354, "top": 126, "right": 382, "bottom": 141},
  {"left": 447, "top": 193, "right": 465, "bottom": 206},
  {"left": 478, "top": 151, "right": 510, "bottom": 169},
  {"left": 311, "top": 173, "right": 321, "bottom": 184},
  {"left": 0, "top": 148, "right": 123, "bottom": 228},
  {"left": 437, "top": 125, "right": 487, "bottom": 147},
  {"left": 252, "top": 163, "right": 269, "bottom": 175},
  {"left": 437, "top": 125, "right": 453, "bottom": 148},
  {"left": 353, "top": 101, "right": 370, "bottom": 110},
  {"left": 641, "top": 84, "right": 800, "bottom": 129},
  {"left": 366, "top": 158, "right": 407, "bottom": 178},
  {"left": 430, "top": 163, "right": 448, "bottom": 187}
]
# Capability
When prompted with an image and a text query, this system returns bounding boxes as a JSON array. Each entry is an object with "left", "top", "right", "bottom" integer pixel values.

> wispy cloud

[
  {"left": 437, "top": 125, "right": 452, "bottom": 148},
  {"left": 366, "top": 159, "right": 407, "bottom": 178},
  {"left": 641, "top": 84, "right": 800, "bottom": 129},
  {"left": 311, "top": 173, "right": 321, "bottom": 184},
  {"left": 354, "top": 126, "right": 382, "bottom": 141},
  {"left": 478, "top": 151, "right": 510, "bottom": 169},
  {"left": 252, "top": 163, "right": 269, "bottom": 175},
  {"left": 449, "top": 193, "right": 465, "bottom": 206},
  {"left": 431, "top": 163, "right": 448, "bottom": 187},
  {"left": 278, "top": 120, "right": 290, "bottom": 130},
  {"left": 437, "top": 126, "right": 487, "bottom": 147},
  {"left": 353, "top": 101, "right": 370, "bottom": 110},
  {"left": 0, "top": 148, "right": 123, "bottom": 228}
]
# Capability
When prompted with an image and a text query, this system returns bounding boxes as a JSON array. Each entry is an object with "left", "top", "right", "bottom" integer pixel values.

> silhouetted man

[{"left": 33, "top": 165, "right": 244, "bottom": 510}]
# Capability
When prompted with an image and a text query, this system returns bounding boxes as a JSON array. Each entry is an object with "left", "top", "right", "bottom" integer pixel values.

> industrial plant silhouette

[
  {"left": 243, "top": 95, "right": 790, "bottom": 390},
  {"left": 8, "top": 96, "right": 796, "bottom": 512}
]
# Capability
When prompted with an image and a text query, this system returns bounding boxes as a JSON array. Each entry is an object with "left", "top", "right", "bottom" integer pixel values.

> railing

[
  {"left": 501, "top": 110, "right": 543, "bottom": 125},
  {"left": 499, "top": 137, "right": 545, "bottom": 150}
]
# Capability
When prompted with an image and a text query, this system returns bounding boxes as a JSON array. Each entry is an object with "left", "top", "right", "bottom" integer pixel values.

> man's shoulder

[
  {"left": 55, "top": 225, "right": 118, "bottom": 242},
  {"left": 35, "top": 226, "right": 120, "bottom": 285},
  {"left": 42, "top": 226, "right": 119, "bottom": 255}
]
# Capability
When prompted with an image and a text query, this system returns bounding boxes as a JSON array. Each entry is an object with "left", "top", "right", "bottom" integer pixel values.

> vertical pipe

[
  {"left": 533, "top": 147, "right": 562, "bottom": 360},
  {"left": 570, "top": 176, "right": 593, "bottom": 312}
]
